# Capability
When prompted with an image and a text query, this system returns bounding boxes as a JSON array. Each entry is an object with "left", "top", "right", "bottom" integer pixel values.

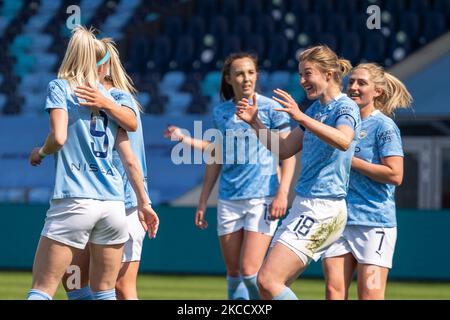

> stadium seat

[
  {"left": 335, "top": 0, "right": 359, "bottom": 14},
  {"left": 220, "top": 35, "right": 241, "bottom": 62},
  {"left": 165, "top": 92, "right": 193, "bottom": 116},
  {"left": 195, "top": 0, "right": 219, "bottom": 24},
  {"left": 362, "top": 32, "right": 387, "bottom": 63},
  {"left": 384, "top": 0, "right": 408, "bottom": 14},
  {"left": 150, "top": 35, "right": 172, "bottom": 73},
  {"left": 232, "top": 15, "right": 252, "bottom": 38},
  {"left": 324, "top": 13, "right": 348, "bottom": 34},
  {"left": 32, "top": 53, "right": 58, "bottom": 72},
  {"left": 243, "top": 34, "right": 266, "bottom": 62},
  {"left": 266, "top": 34, "right": 289, "bottom": 70},
  {"left": 164, "top": 15, "right": 184, "bottom": 47},
  {"left": 128, "top": 35, "right": 152, "bottom": 75},
  {"left": 173, "top": 35, "right": 195, "bottom": 71},
  {"left": 136, "top": 92, "right": 151, "bottom": 110},
  {"left": 243, "top": 0, "right": 263, "bottom": 16},
  {"left": 433, "top": 0, "right": 450, "bottom": 13},
  {"left": 302, "top": 13, "right": 323, "bottom": 34},
  {"left": 254, "top": 14, "right": 276, "bottom": 39},
  {"left": 316, "top": 33, "right": 338, "bottom": 52},
  {"left": 289, "top": 0, "right": 311, "bottom": 14},
  {"left": 200, "top": 71, "right": 221, "bottom": 99},
  {"left": 312, "top": 0, "right": 335, "bottom": 14},
  {"left": 409, "top": 0, "right": 432, "bottom": 11},
  {"left": 159, "top": 71, "right": 187, "bottom": 95},
  {"left": 398, "top": 11, "right": 421, "bottom": 40},
  {"left": 422, "top": 11, "right": 447, "bottom": 43},
  {"left": 388, "top": 34, "right": 412, "bottom": 63},
  {"left": 222, "top": 0, "right": 240, "bottom": 21},
  {"left": 187, "top": 15, "right": 206, "bottom": 47},
  {"left": 340, "top": 32, "right": 362, "bottom": 65},
  {"left": 268, "top": 71, "right": 291, "bottom": 92}
]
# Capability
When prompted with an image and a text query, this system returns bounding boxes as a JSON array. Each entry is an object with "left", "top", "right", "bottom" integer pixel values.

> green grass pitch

[{"left": 1, "top": 271, "right": 449, "bottom": 300}]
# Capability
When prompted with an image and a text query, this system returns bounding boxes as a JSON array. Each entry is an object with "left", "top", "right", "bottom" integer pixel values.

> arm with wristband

[{"left": 29, "top": 108, "right": 68, "bottom": 166}]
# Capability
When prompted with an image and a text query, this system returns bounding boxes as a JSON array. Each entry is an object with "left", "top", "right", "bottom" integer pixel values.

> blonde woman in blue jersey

[
  {"left": 194, "top": 53, "right": 296, "bottom": 300},
  {"left": 60, "top": 37, "right": 156, "bottom": 300},
  {"left": 236, "top": 45, "right": 360, "bottom": 300},
  {"left": 27, "top": 26, "right": 158, "bottom": 300},
  {"left": 322, "top": 63, "right": 412, "bottom": 300}
]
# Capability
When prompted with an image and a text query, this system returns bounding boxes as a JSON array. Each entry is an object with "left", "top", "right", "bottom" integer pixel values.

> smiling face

[
  {"left": 299, "top": 61, "right": 331, "bottom": 101},
  {"left": 347, "top": 68, "right": 381, "bottom": 108},
  {"left": 225, "top": 57, "right": 257, "bottom": 101}
]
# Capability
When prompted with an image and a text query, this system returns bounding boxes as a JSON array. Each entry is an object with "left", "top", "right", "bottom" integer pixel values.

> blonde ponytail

[
  {"left": 96, "top": 38, "right": 142, "bottom": 112},
  {"left": 352, "top": 63, "right": 412, "bottom": 116},
  {"left": 58, "top": 25, "right": 98, "bottom": 89},
  {"left": 299, "top": 45, "right": 352, "bottom": 86}
]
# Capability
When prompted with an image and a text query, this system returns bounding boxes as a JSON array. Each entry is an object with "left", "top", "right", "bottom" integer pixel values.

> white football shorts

[
  {"left": 41, "top": 198, "right": 129, "bottom": 249},
  {"left": 322, "top": 225, "right": 397, "bottom": 268},
  {"left": 271, "top": 195, "right": 348, "bottom": 265},
  {"left": 217, "top": 197, "right": 278, "bottom": 236}
]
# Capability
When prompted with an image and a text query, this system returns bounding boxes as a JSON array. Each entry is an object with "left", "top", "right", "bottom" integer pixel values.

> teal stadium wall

[{"left": 0, "top": 204, "right": 449, "bottom": 281}]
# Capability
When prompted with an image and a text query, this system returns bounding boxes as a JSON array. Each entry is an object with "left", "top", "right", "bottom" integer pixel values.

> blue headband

[{"left": 96, "top": 50, "right": 110, "bottom": 66}]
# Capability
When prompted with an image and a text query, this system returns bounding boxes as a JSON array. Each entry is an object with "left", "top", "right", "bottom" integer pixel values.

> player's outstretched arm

[
  {"left": 272, "top": 88, "right": 354, "bottom": 151},
  {"left": 29, "top": 108, "right": 68, "bottom": 166},
  {"left": 164, "top": 125, "right": 211, "bottom": 150},
  {"left": 236, "top": 94, "right": 304, "bottom": 159},
  {"left": 75, "top": 85, "right": 137, "bottom": 132},
  {"left": 115, "top": 128, "right": 159, "bottom": 238}
]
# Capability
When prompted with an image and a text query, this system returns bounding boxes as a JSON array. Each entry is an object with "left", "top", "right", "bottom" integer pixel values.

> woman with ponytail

[
  {"left": 236, "top": 45, "right": 361, "bottom": 299},
  {"left": 27, "top": 26, "right": 158, "bottom": 300},
  {"left": 61, "top": 37, "right": 156, "bottom": 300},
  {"left": 322, "top": 63, "right": 412, "bottom": 300}
]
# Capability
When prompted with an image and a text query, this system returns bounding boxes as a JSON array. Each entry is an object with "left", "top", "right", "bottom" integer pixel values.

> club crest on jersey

[
  {"left": 359, "top": 130, "right": 367, "bottom": 139},
  {"left": 314, "top": 113, "right": 327, "bottom": 123}
]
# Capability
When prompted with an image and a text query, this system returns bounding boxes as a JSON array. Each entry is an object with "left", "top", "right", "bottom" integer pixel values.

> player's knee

[
  {"left": 256, "top": 270, "right": 272, "bottom": 294},
  {"left": 240, "top": 261, "right": 259, "bottom": 277},
  {"left": 326, "top": 282, "right": 347, "bottom": 300},
  {"left": 115, "top": 278, "right": 137, "bottom": 300}
]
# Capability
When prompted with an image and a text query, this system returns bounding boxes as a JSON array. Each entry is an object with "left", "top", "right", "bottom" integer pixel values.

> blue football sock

[
  {"left": 67, "top": 286, "right": 94, "bottom": 300},
  {"left": 27, "top": 289, "right": 52, "bottom": 300},
  {"left": 227, "top": 275, "right": 249, "bottom": 300},
  {"left": 92, "top": 289, "right": 116, "bottom": 300},
  {"left": 273, "top": 286, "right": 298, "bottom": 300},
  {"left": 242, "top": 273, "right": 260, "bottom": 300}
]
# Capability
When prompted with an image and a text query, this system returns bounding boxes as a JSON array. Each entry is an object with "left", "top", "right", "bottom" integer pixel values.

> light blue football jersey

[
  {"left": 45, "top": 79, "right": 125, "bottom": 201},
  {"left": 110, "top": 88, "right": 151, "bottom": 209},
  {"left": 346, "top": 110, "right": 403, "bottom": 227},
  {"left": 212, "top": 94, "right": 291, "bottom": 200},
  {"left": 295, "top": 93, "right": 361, "bottom": 199}
]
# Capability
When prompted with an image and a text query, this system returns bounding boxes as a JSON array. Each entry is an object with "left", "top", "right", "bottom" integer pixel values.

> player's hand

[
  {"left": 272, "top": 88, "right": 305, "bottom": 122},
  {"left": 236, "top": 94, "right": 258, "bottom": 125},
  {"left": 269, "top": 193, "right": 288, "bottom": 220},
  {"left": 29, "top": 147, "right": 43, "bottom": 166},
  {"left": 74, "top": 85, "right": 109, "bottom": 111},
  {"left": 138, "top": 204, "right": 159, "bottom": 239},
  {"left": 195, "top": 206, "right": 208, "bottom": 229},
  {"left": 164, "top": 125, "right": 184, "bottom": 142}
]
